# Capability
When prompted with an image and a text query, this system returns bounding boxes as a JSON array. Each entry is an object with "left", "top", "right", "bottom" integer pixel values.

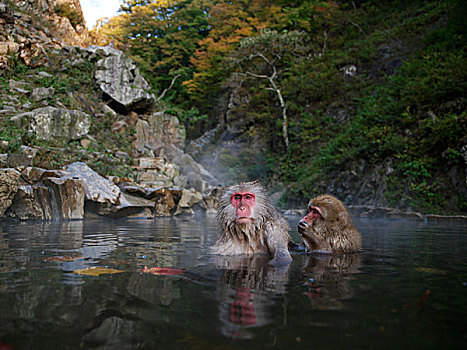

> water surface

[{"left": 0, "top": 215, "right": 466, "bottom": 349}]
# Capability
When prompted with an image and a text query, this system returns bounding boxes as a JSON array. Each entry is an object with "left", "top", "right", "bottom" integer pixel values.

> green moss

[{"left": 0, "top": 49, "right": 136, "bottom": 179}]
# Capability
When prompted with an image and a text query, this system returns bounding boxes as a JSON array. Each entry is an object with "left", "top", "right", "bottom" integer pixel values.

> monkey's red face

[
  {"left": 298, "top": 205, "right": 323, "bottom": 252},
  {"left": 299, "top": 206, "right": 322, "bottom": 228},
  {"left": 231, "top": 192, "right": 256, "bottom": 224}
]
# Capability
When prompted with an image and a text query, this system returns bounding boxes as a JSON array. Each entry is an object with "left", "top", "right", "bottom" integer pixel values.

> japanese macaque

[
  {"left": 212, "top": 181, "right": 293, "bottom": 265},
  {"left": 298, "top": 194, "right": 362, "bottom": 253}
]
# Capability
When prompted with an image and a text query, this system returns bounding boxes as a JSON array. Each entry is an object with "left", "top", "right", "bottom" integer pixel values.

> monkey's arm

[
  {"left": 302, "top": 230, "right": 333, "bottom": 253},
  {"left": 264, "top": 222, "right": 293, "bottom": 266},
  {"left": 288, "top": 240, "right": 306, "bottom": 252}
]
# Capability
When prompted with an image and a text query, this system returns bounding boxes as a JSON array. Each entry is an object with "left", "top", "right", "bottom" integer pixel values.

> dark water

[{"left": 0, "top": 215, "right": 466, "bottom": 350}]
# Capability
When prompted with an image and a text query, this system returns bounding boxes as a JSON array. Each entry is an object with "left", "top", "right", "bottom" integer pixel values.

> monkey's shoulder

[{"left": 263, "top": 217, "right": 290, "bottom": 239}]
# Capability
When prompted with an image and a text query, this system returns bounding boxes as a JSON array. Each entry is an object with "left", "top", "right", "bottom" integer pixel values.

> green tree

[
  {"left": 229, "top": 29, "right": 309, "bottom": 149},
  {"left": 95, "top": 0, "right": 211, "bottom": 105}
]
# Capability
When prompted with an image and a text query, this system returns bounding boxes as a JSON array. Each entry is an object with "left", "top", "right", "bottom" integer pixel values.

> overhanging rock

[{"left": 90, "top": 45, "right": 155, "bottom": 111}]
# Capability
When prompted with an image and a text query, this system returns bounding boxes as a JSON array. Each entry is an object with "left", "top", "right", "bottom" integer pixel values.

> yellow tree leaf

[{"left": 72, "top": 267, "right": 125, "bottom": 276}]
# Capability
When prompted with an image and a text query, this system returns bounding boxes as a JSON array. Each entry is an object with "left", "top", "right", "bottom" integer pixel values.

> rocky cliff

[
  {"left": 0, "top": 0, "right": 89, "bottom": 63},
  {"left": 0, "top": 0, "right": 220, "bottom": 220}
]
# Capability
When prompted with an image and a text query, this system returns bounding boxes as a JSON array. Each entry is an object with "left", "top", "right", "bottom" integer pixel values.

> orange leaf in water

[
  {"left": 72, "top": 267, "right": 125, "bottom": 276},
  {"left": 44, "top": 255, "right": 78, "bottom": 262},
  {"left": 141, "top": 266, "right": 185, "bottom": 276},
  {"left": 416, "top": 289, "right": 430, "bottom": 309}
]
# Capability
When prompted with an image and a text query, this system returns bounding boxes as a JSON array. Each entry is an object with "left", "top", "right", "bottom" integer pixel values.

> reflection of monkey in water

[
  {"left": 301, "top": 254, "right": 362, "bottom": 310},
  {"left": 213, "top": 181, "right": 293, "bottom": 265},
  {"left": 298, "top": 195, "right": 362, "bottom": 253},
  {"left": 215, "top": 256, "right": 288, "bottom": 339}
]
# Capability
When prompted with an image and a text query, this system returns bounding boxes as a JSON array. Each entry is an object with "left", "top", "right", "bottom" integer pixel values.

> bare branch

[
  {"left": 350, "top": 21, "right": 366, "bottom": 36},
  {"left": 233, "top": 51, "right": 290, "bottom": 149},
  {"left": 241, "top": 67, "right": 289, "bottom": 148},
  {"left": 245, "top": 71, "right": 269, "bottom": 80},
  {"left": 157, "top": 74, "right": 181, "bottom": 101},
  {"left": 322, "top": 31, "right": 328, "bottom": 56}
]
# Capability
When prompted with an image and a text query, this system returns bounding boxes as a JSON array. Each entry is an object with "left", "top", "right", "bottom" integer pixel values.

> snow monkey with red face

[
  {"left": 213, "top": 181, "right": 293, "bottom": 265},
  {"left": 298, "top": 195, "right": 362, "bottom": 254}
]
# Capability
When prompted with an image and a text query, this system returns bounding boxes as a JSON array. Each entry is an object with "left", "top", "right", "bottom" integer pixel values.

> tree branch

[
  {"left": 322, "top": 31, "right": 328, "bottom": 56},
  {"left": 157, "top": 74, "right": 181, "bottom": 101},
  {"left": 350, "top": 21, "right": 366, "bottom": 36}
]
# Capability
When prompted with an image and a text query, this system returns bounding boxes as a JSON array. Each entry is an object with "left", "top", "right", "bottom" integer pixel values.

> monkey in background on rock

[
  {"left": 212, "top": 181, "right": 293, "bottom": 266},
  {"left": 298, "top": 194, "right": 362, "bottom": 254}
]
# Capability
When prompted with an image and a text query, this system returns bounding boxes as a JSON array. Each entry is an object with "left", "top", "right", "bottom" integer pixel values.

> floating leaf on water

[
  {"left": 72, "top": 267, "right": 125, "bottom": 276},
  {"left": 141, "top": 266, "right": 186, "bottom": 276},
  {"left": 416, "top": 289, "right": 430, "bottom": 309},
  {"left": 0, "top": 342, "right": 14, "bottom": 350},
  {"left": 414, "top": 267, "right": 447, "bottom": 275},
  {"left": 402, "top": 289, "right": 431, "bottom": 310},
  {"left": 43, "top": 255, "right": 79, "bottom": 262}
]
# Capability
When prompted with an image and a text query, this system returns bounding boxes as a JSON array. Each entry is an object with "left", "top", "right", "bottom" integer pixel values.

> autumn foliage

[
  {"left": 92, "top": 0, "right": 330, "bottom": 107},
  {"left": 92, "top": 0, "right": 467, "bottom": 214}
]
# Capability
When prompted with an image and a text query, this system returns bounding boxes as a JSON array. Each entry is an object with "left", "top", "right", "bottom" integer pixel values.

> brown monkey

[
  {"left": 298, "top": 194, "right": 362, "bottom": 253},
  {"left": 213, "top": 181, "right": 293, "bottom": 265}
]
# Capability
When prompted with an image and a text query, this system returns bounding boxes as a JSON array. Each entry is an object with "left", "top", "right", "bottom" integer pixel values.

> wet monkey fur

[
  {"left": 213, "top": 181, "right": 293, "bottom": 265},
  {"left": 298, "top": 194, "right": 362, "bottom": 254}
]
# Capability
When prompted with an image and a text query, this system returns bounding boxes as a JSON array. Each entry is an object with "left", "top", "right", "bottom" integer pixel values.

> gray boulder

[
  {"left": 173, "top": 153, "right": 219, "bottom": 187},
  {"left": 84, "top": 45, "right": 123, "bottom": 59},
  {"left": 0, "top": 168, "right": 21, "bottom": 215},
  {"left": 64, "top": 162, "right": 120, "bottom": 205},
  {"left": 98, "top": 193, "right": 155, "bottom": 218},
  {"left": 134, "top": 112, "right": 186, "bottom": 156},
  {"left": 174, "top": 188, "right": 203, "bottom": 215},
  {"left": 12, "top": 107, "right": 90, "bottom": 140},
  {"left": 31, "top": 86, "right": 54, "bottom": 102},
  {"left": 42, "top": 177, "right": 85, "bottom": 219},
  {"left": 5, "top": 168, "right": 86, "bottom": 220},
  {"left": 5, "top": 185, "right": 46, "bottom": 219},
  {"left": 93, "top": 46, "right": 155, "bottom": 110}
]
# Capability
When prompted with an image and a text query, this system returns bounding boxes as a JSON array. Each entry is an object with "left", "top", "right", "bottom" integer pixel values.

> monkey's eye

[
  {"left": 308, "top": 207, "right": 320, "bottom": 215},
  {"left": 245, "top": 195, "right": 252, "bottom": 200},
  {"left": 234, "top": 194, "right": 242, "bottom": 200}
]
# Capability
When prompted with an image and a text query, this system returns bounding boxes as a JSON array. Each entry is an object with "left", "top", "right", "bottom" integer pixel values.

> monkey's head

[
  {"left": 217, "top": 180, "right": 270, "bottom": 228},
  {"left": 298, "top": 195, "right": 362, "bottom": 254},
  {"left": 299, "top": 195, "right": 349, "bottom": 226},
  {"left": 298, "top": 200, "right": 322, "bottom": 235}
]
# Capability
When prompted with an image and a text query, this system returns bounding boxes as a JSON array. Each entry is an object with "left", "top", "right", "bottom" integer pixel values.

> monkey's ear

[
  {"left": 319, "top": 207, "right": 327, "bottom": 220},
  {"left": 337, "top": 211, "right": 348, "bottom": 227}
]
